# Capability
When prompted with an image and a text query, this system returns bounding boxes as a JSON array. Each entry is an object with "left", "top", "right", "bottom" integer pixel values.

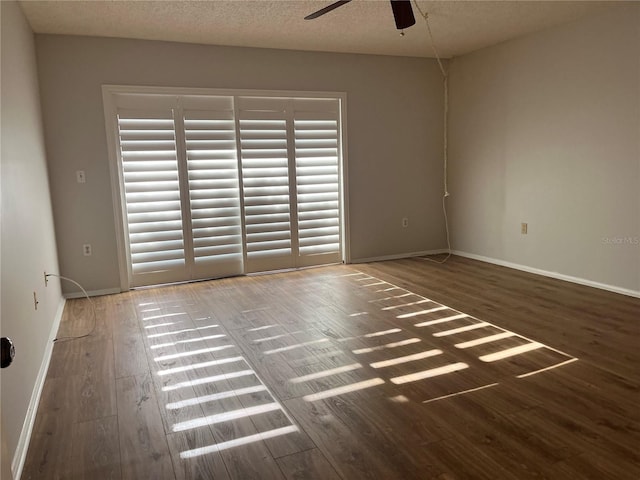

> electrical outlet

[
  {"left": 83, "top": 244, "right": 92, "bottom": 256},
  {"left": 76, "top": 170, "right": 86, "bottom": 183},
  {"left": 402, "top": 217, "right": 409, "bottom": 228},
  {"left": 521, "top": 223, "right": 528, "bottom": 235}
]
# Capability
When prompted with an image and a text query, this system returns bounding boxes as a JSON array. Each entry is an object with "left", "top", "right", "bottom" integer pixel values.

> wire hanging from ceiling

[{"left": 413, "top": 1, "right": 451, "bottom": 264}]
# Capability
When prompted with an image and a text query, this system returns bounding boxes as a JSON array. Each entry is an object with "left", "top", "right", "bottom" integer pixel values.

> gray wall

[
  {"left": 1, "top": 1, "right": 63, "bottom": 474},
  {"left": 448, "top": 4, "right": 640, "bottom": 294},
  {"left": 35, "top": 35, "right": 447, "bottom": 294}
]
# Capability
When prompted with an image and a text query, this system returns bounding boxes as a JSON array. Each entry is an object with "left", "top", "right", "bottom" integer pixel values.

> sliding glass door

[{"left": 107, "top": 89, "right": 345, "bottom": 288}]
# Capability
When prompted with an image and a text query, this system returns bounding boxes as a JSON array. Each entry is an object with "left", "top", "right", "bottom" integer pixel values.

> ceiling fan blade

[
  {"left": 305, "top": 0, "right": 353, "bottom": 20},
  {"left": 390, "top": 0, "right": 416, "bottom": 30}
]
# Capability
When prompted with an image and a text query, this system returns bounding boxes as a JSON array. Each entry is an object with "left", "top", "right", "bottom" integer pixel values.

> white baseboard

[
  {"left": 12, "top": 296, "right": 66, "bottom": 480},
  {"left": 351, "top": 249, "right": 449, "bottom": 264},
  {"left": 64, "top": 287, "right": 120, "bottom": 299},
  {"left": 453, "top": 250, "right": 640, "bottom": 299}
]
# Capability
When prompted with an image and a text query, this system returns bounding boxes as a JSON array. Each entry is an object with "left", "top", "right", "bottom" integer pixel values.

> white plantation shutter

[
  {"left": 238, "top": 97, "right": 294, "bottom": 273},
  {"left": 117, "top": 108, "right": 188, "bottom": 286},
  {"left": 108, "top": 89, "right": 344, "bottom": 288},
  {"left": 293, "top": 99, "right": 342, "bottom": 266},
  {"left": 183, "top": 97, "right": 244, "bottom": 279}
]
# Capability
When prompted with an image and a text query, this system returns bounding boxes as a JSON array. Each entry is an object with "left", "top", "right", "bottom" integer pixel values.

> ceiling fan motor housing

[{"left": 391, "top": 0, "right": 416, "bottom": 30}]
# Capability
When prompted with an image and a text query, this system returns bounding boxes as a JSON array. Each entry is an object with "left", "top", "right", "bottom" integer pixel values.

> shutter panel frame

[
  {"left": 117, "top": 107, "right": 189, "bottom": 286},
  {"left": 184, "top": 99, "right": 244, "bottom": 279}
]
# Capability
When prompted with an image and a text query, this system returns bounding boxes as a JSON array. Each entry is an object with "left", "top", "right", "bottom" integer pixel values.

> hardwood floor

[{"left": 22, "top": 256, "right": 640, "bottom": 479}]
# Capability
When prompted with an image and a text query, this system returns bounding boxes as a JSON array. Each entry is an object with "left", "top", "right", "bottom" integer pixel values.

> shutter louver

[
  {"left": 117, "top": 109, "right": 186, "bottom": 285},
  {"left": 184, "top": 103, "right": 243, "bottom": 279}
]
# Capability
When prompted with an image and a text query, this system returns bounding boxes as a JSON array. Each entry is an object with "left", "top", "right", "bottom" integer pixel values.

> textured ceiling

[{"left": 20, "top": 0, "right": 618, "bottom": 58}]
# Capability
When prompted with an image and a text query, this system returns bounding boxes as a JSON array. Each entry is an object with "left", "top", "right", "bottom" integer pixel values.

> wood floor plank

[
  {"left": 519, "top": 362, "right": 640, "bottom": 421},
  {"left": 21, "top": 430, "right": 75, "bottom": 480},
  {"left": 548, "top": 451, "right": 640, "bottom": 480},
  {"left": 31, "top": 375, "right": 82, "bottom": 429},
  {"left": 276, "top": 448, "right": 342, "bottom": 480},
  {"left": 43, "top": 335, "right": 117, "bottom": 423},
  {"left": 439, "top": 378, "right": 541, "bottom": 415},
  {"left": 143, "top": 339, "right": 214, "bottom": 436},
  {"left": 285, "top": 396, "right": 443, "bottom": 480},
  {"left": 166, "top": 429, "right": 230, "bottom": 480},
  {"left": 114, "top": 331, "right": 149, "bottom": 378},
  {"left": 71, "top": 416, "right": 121, "bottom": 479},
  {"left": 76, "top": 341, "right": 117, "bottom": 423},
  {"left": 425, "top": 436, "right": 522, "bottom": 480},
  {"left": 423, "top": 396, "right": 572, "bottom": 478},
  {"left": 116, "top": 373, "right": 175, "bottom": 479},
  {"left": 105, "top": 293, "right": 140, "bottom": 334}
]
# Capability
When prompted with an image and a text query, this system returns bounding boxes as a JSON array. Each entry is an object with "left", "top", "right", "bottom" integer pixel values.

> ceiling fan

[{"left": 305, "top": 0, "right": 416, "bottom": 30}]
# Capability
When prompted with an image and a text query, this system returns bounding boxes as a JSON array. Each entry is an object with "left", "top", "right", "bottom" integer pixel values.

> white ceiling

[{"left": 20, "top": 0, "right": 618, "bottom": 58}]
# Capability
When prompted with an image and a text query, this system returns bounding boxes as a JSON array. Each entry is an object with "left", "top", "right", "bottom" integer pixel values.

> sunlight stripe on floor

[
  {"left": 382, "top": 299, "right": 431, "bottom": 311},
  {"left": 302, "top": 378, "right": 385, "bottom": 401},
  {"left": 390, "top": 362, "right": 468, "bottom": 385},
  {"left": 479, "top": 342, "right": 544, "bottom": 362},
  {"left": 364, "top": 328, "right": 402, "bottom": 338},
  {"left": 166, "top": 385, "right": 268, "bottom": 410},
  {"left": 142, "top": 312, "right": 186, "bottom": 321},
  {"left": 151, "top": 333, "right": 227, "bottom": 349},
  {"left": 263, "top": 338, "right": 329, "bottom": 355},
  {"left": 352, "top": 337, "right": 421, "bottom": 354},
  {"left": 290, "top": 363, "right": 362, "bottom": 384},
  {"left": 172, "top": 402, "right": 281, "bottom": 432},
  {"left": 154, "top": 345, "right": 234, "bottom": 361},
  {"left": 146, "top": 324, "right": 220, "bottom": 339},
  {"left": 180, "top": 425, "right": 299, "bottom": 458},
  {"left": 454, "top": 331, "right": 515, "bottom": 349},
  {"left": 414, "top": 313, "right": 468, "bottom": 328},
  {"left": 162, "top": 369, "right": 254, "bottom": 392},
  {"left": 433, "top": 322, "right": 490, "bottom": 337},
  {"left": 370, "top": 349, "right": 442, "bottom": 369},
  {"left": 247, "top": 325, "right": 278, "bottom": 332},
  {"left": 157, "top": 356, "right": 244, "bottom": 376},
  {"left": 397, "top": 306, "right": 449, "bottom": 319}
]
